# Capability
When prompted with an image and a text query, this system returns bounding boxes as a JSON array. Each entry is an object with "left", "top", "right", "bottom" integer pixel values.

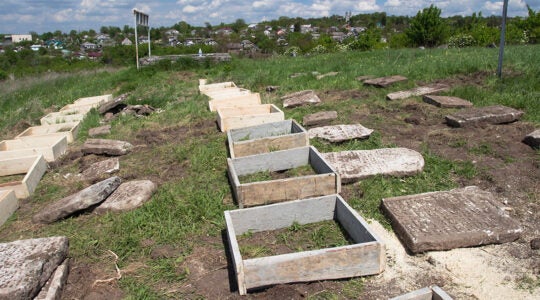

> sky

[{"left": 1, "top": 0, "right": 539, "bottom": 34}]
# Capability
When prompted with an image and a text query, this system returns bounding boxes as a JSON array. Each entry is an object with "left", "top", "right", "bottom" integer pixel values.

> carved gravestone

[
  {"left": 386, "top": 83, "right": 449, "bottom": 100},
  {"left": 81, "top": 157, "right": 120, "bottom": 181},
  {"left": 282, "top": 90, "right": 321, "bottom": 108},
  {"left": 445, "top": 105, "right": 524, "bottom": 127},
  {"left": 308, "top": 124, "right": 373, "bottom": 143},
  {"left": 382, "top": 186, "right": 522, "bottom": 253},
  {"left": 82, "top": 139, "right": 133, "bottom": 156},
  {"left": 302, "top": 111, "right": 338, "bottom": 126},
  {"left": 363, "top": 75, "right": 407, "bottom": 87},
  {"left": 423, "top": 95, "right": 473, "bottom": 108},
  {"left": 94, "top": 180, "right": 157, "bottom": 213},
  {"left": 523, "top": 129, "right": 539, "bottom": 149}
]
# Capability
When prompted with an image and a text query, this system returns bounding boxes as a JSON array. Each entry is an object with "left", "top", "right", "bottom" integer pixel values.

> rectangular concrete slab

[
  {"left": 364, "top": 75, "right": 408, "bottom": 87},
  {"left": 308, "top": 124, "right": 373, "bottom": 143},
  {"left": 386, "top": 84, "right": 449, "bottom": 100},
  {"left": 445, "top": 105, "right": 524, "bottom": 127},
  {"left": 72, "top": 94, "right": 113, "bottom": 107},
  {"left": 228, "top": 146, "right": 340, "bottom": 207},
  {"left": 15, "top": 122, "right": 80, "bottom": 143},
  {"left": 321, "top": 148, "right": 424, "bottom": 183},
  {"left": 0, "top": 155, "right": 47, "bottom": 199},
  {"left": 227, "top": 119, "right": 309, "bottom": 158},
  {"left": 381, "top": 186, "right": 522, "bottom": 254},
  {"left": 0, "top": 190, "right": 18, "bottom": 226},
  {"left": 217, "top": 104, "right": 285, "bottom": 132},
  {"left": 209, "top": 93, "right": 261, "bottom": 112},
  {"left": 40, "top": 112, "right": 85, "bottom": 126},
  {"left": 0, "top": 135, "right": 68, "bottom": 162},
  {"left": 225, "top": 194, "right": 385, "bottom": 295},
  {"left": 423, "top": 95, "right": 473, "bottom": 108}
]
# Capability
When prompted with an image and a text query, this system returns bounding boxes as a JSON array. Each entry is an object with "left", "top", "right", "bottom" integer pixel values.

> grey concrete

[
  {"left": 445, "top": 105, "right": 524, "bottom": 127},
  {"left": 302, "top": 111, "right": 338, "bottom": 126},
  {"left": 282, "top": 90, "right": 321, "bottom": 108},
  {"left": 82, "top": 139, "right": 133, "bottom": 156},
  {"left": 95, "top": 180, "right": 157, "bottom": 213},
  {"left": 308, "top": 124, "right": 373, "bottom": 142}
]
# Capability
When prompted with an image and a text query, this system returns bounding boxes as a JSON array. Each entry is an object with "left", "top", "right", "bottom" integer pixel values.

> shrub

[
  {"left": 406, "top": 5, "right": 448, "bottom": 47},
  {"left": 283, "top": 46, "right": 301, "bottom": 57},
  {"left": 309, "top": 45, "right": 328, "bottom": 55},
  {"left": 448, "top": 34, "right": 476, "bottom": 48}
]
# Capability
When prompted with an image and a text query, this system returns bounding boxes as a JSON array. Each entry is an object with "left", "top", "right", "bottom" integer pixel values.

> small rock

[
  {"left": 531, "top": 238, "right": 540, "bottom": 250},
  {"left": 523, "top": 129, "right": 540, "bottom": 149},
  {"left": 282, "top": 90, "right": 321, "bottom": 108},
  {"left": 104, "top": 112, "right": 115, "bottom": 122},
  {"left": 81, "top": 157, "right": 120, "bottom": 181},
  {"left": 88, "top": 125, "right": 111, "bottom": 137},
  {"left": 302, "top": 111, "right": 338, "bottom": 126},
  {"left": 265, "top": 86, "right": 279, "bottom": 92},
  {"left": 94, "top": 180, "right": 157, "bottom": 213},
  {"left": 82, "top": 139, "right": 133, "bottom": 156}
]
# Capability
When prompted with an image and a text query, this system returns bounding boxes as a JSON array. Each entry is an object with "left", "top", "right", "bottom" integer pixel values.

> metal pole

[
  {"left": 497, "top": 0, "right": 509, "bottom": 78},
  {"left": 134, "top": 11, "right": 140, "bottom": 70},
  {"left": 148, "top": 25, "right": 151, "bottom": 58}
]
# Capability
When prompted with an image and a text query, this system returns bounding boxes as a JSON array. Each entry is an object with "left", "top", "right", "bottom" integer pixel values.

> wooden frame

[
  {"left": 40, "top": 112, "right": 85, "bottom": 126},
  {"left": 72, "top": 94, "right": 113, "bottom": 106},
  {"left": 0, "top": 190, "right": 18, "bottom": 226},
  {"left": 209, "top": 93, "right": 261, "bottom": 112},
  {"left": 199, "top": 81, "right": 237, "bottom": 92},
  {"left": 0, "top": 155, "right": 47, "bottom": 199},
  {"left": 224, "top": 194, "right": 385, "bottom": 295},
  {"left": 217, "top": 104, "right": 285, "bottom": 132},
  {"left": 0, "top": 136, "right": 68, "bottom": 162},
  {"left": 227, "top": 120, "right": 309, "bottom": 158},
  {"left": 16, "top": 122, "right": 81, "bottom": 143},
  {"left": 59, "top": 103, "right": 95, "bottom": 114},
  {"left": 389, "top": 285, "right": 453, "bottom": 300},
  {"left": 204, "top": 88, "right": 252, "bottom": 100},
  {"left": 227, "top": 146, "right": 340, "bottom": 208}
]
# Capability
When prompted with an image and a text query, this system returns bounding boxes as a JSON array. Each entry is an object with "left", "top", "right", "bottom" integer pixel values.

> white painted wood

[
  {"left": 0, "top": 190, "right": 18, "bottom": 226},
  {"left": 209, "top": 93, "right": 261, "bottom": 112},
  {"left": 0, "top": 155, "right": 47, "bottom": 199},
  {"left": 0, "top": 136, "right": 68, "bottom": 162},
  {"left": 15, "top": 122, "right": 80, "bottom": 143},
  {"left": 217, "top": 104, "right": 285, "bottom": 132}
]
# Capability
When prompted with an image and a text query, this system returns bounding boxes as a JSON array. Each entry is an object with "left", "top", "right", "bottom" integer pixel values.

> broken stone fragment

[
  {"left": 88, "top": 125, "right": 111, "bottom": 137},
  {"left": 523, "top": 129, "right": 540, "bottom": 149},
  {"left": 82, "top": 138, "right": 133, "bottom": 156},
  {"left": 282, "top": 90, "right": 321, "bottom": 108},
  {"left": 94, "top": 180, "right": 157, "bottom": 213},
  {"left": 81, "top": 157, "right": 120, "bottom": 181},
  {"left": 0, "top": 236, "right": 68, "bottom": 300},
  {"left": 303, "top": 111, "right": 338, "bottom": 126},
  {"left": 386, "top": 83, "right": 449, "bottom": 100},
  {"left": 308, "top": 124, "right": 373, "bottom": 143},
  {"left": 363, "top": 75, "right": 407, "bottom": 88},
  {"left": 34, "top": 259, "right": 70, "bottom": 300},
  {"left": 98, "top": 93, "right": 128, "bottom": 114},
  {"left": 32, "top": 176, "right": 121, "bottom": 224}
]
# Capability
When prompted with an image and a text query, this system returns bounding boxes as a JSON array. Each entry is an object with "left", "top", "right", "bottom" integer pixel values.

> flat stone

[
  {"left": 364, "top": 75, "right": 408, "bottom": 87},
  {"left": 88, "top": 125, "right": 111, "bottom": 137},
  {"left": 302, "top": 111, "right": 338, "bottom": 126},
  {"left": 94, "top": 180, "right": 157, "bottom": 213},
  {"left": 81, "top": 157, "right": 120, "bottom": 181},
  {"left": 386, "top": 83, "right": 450, "bottom": 100},
  {"left": 321, "top": 148, "right": 424, "bottom": 183},
  {"left": 98, "top": 93, "right": 128, "bottom": 114},
  {"left": 316, "top": 72, "right": 339, "bottom": 80},
  {"left": 32, "top": 176, "right": 121, "bottom": 224},
  {"left": 381, "top": 186, "right": 522, "bottom": 254},
  {"left": 282, "top": 90, "right": 321, "bottom": 108},
  {"left": 82, "top": 139, "right": 133, "bottom": 156},
  {"left": 445, "top": 105, "right": 524, "bottom": 127},
  {"left": 523, "top": 129, "right": 540, "bottom": 149},
  {"left": 308, "top": 124, "right": 374, "bottom": 143},
  {"left": 356, "top": 75, "right": 374, "bottom": 81},
  {"left": 423, "top": 95, "right": 473, "bottom": 108},
  {"left": 0, "top": 236, "right": 68, "bottom": 300},
  {"left": 34, "top": 259, "right": 69, "bottom": 300}
]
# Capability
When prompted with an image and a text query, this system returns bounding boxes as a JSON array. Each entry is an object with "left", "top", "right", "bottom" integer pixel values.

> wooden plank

[
  {"left": 217, "top": 104, "right": 285, "bottom": 132},
  {"left": 40, "top": 113, "right": 85, "bottom": 126},
  {"left": 224, "top": 211, "right": 247, "bottom": 294},
  {"left": 15, "top": 122, "right": 80, "bottom": 143},
  {"left": 335, "top": 197, "right": 377, "bottom": 243},
  {"left": 386, "top": 84, "right": 449, "bottom": 100},
  {"left": 204, "top": 88, "right": 250, "bottom": 99},
  {"left": 199, "top": 81, "right": 236, "bottom": 92},
  {"left": 0, "top": 155, "right": 47, "bottom": 199},
  {"left": 230, "top": 147, "right": 310, "bottom": 176},
  {"left": 0, "top": 136, "right": 68, "bottom": 162},
  {"left": 0, "top": 190, "right": 18, "bottom": 226},
  {"left": 432, "top": 286, "right": 453, "bottom": 300},
  {"left": 229, "top": 120, "right": 293, "bottom": 141},
  {"left": 209, "top": 93, "right": 261, "bottom": 112}
]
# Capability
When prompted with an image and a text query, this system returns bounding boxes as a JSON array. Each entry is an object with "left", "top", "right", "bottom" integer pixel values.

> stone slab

[
  {"left": 381, "top": 186, "right": 522, "bottom": 254},
  {"left": 98, "top": 93, "right": 128, "bottom": 114},
  {"left": 356, "top": 75, "right": 374, "bottom": 82},
  {"left": 32, "top": 176, "right": 121, "bottom": 224},
  {"left": 308, "top": 124, "right": 373, "bottom": 143},
  {"left": 88, "top": 125, "right": 111, "bottom": 137},
  {"left": 386, "top": 84, "right": 449, "bottom": 100},
  {"left": 34, "top": 259, "right": 69, "bottom": 300},
  {"left": 0, "top": 236, "right": 69, "bottom": 300},
  {"left": 364, "top": 75, "right": 408, "bottom": 87},
  {"left": 81, "top": 157, "right": 120, "bottom": 181},
  {"left": 94, "top": 180, "right": 157, "bottom": 213},
  {"left": 302, "top": 111, "right": 338, "bottom": 126},
  {"left": 423, "top": 95, "right": 473, "bottom": 108},
  {"left": 82, "top": 139, "right": 133, "bottom": 156},
  {"left": 316, "top": 72, "right": 339, "bottom": 80},
  {"left": 281, "top": 90, "right": 321, "bottom": 108},
  {"left": 0, "top": 190, "right": 18, "bottom": 226},
  {"left": 523, "top": 129, "right": 540, "bottom": 149},
  {"left": 445, "top": 105, "right": 524, "bottom": 127},
  {"left": 321, "top": 148, "right": 424, "bottom": 183}
]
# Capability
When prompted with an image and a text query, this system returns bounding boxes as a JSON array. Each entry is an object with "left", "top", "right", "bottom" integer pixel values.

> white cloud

[{"left": 183, "top": 5, "right": 201, "bottom": 13}]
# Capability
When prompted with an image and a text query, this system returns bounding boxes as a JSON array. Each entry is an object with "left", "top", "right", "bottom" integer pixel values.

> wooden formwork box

[
  {"left": 199, "top": 81, "right": 237, "bottom": 92},
  {"left": 227, "top": 146, "right": 340, "bottom": 208},
  {"left": 204, "top": 88, "right": 252, "bottom": 100},
  {"left": 225, "top": 194, "right": 386, "bottom": 295},
  {"left": 217, "top": 104, "right": 285, "bottom": 132},
  {"left": 209, "top": 93, "right": 261, "bottom": 112},
  {"left": 0, "top": 136, "right": 68, "bottom": 162},
  {"left": 0, "top": 155, "right": 47, "bottom": 199},
  {"left": 16, "top": 122, "right": 81, "bottom": 143},
  {"left": 389, "top": 285, "right": 453, "bottom": 300},
  {"left": 40, "top": 112, "right": 85, "bottom": 126},
  {"left": 227, "top": 119, "right": 309, "bottom": 158},
  {"left": 0, "top": 190, "right": 18, "bottom": 226},
  {"left": 59, "top": 103, "right": 95, "bottom": 114},
  {"left": 72, "top": 94, "right": 113, "bottom": 107}
]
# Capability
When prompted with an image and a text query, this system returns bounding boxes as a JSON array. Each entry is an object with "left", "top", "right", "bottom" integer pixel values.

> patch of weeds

[
  {"left": 148, "top": 258, "right": 187, "bottom": 284},
  {"left": 516, "top": 275, "right": 540, "bottom": 292},
  {"left": 452, "top": 161, "right": 477, "bottom": 179},
  {"left": 239, "top": 244, "right": 272, "bottom": 258},
  {"left": 342, "top": 277, "right": 365, "bottom": 298},
  {"left": 238, "top": 164, "right": 317, "bottom": 184},
  {"left": 120, "top": 276, "right": 162, "bottom": 300},
  {"left": 0, "top": 174, "right": 25, "bottom": 184},
  {"left": 469, "top": 143, "right": 494, "bottom": 155},
  {"left": 307, "top": 290, "right": 339, "bottom": 300},
  {"left": 449, "top": 138, "right": 467, "bottom": 148}
]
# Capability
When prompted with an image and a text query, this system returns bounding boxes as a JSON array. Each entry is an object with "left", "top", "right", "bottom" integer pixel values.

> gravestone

[
  {"left": 82, "top": 139, "right": 133, "bottom": 156},
  {"left": 282, "top": 90, "right": 321, "bottom": 108},
  {"left": 308, "top": 124, "right": 373, "bottom": 143},
  {"left": 88, "top": 125, "right": 111, "bottom": 137},
  {"left": 0, "top": 236, "right": 68, "bottom": 300},
  {"left": 423, "top": 95, "right": 473, "bottom": 108},
  {"left": 302, "top": 111, "right": 338, "bottom": 126},
  {"left": 445, "top": 105, "right": 524, "bottom": 127},
  {"left": 386, "top": 83, "right": 449, "bottom": 100},
  {"left": 382, "top": 186, "right": 522, "bottom": 253},
  {"left": 363, "top": 75, "right": 407, "bottom": 87},
  {"left": 81, "top": 157, "right": 120, "bottom": 181},
  {"left": 523, "top": 129, "right": 540, "bottom": 149},
  {"left": 321, "top": 148, "right": 424, "bottom": 183},
  {"left": 94, "top": 180, "right": 157, "bottom": 213}
]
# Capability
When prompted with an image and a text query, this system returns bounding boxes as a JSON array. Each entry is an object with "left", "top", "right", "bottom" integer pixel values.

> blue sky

[{"left": 1, "top": 0, "right": 539, "bottom": 34}]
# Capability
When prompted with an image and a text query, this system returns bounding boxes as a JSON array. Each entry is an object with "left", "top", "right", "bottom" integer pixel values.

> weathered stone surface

[
  {"left": 321, "top": 148, "right": 424, "bottom": 183},
  {"left": 531, "top": 238, "right": 540, "bottom": 250},
  {"left": 356, "top": 75, "right": 374, "bottom": 82},
  {"left": 98, "top": 94, "right": 128, "bottom": 114},
  {"left": 0, "top": 236, "right": 68, "bottom": 300},
  {"left": 309, "top": 124, "right": 373, "bottom": 143},
  {"left": 445, "top": 105, "right": 524, "bottom": 127},
  {"left": 364, "top": 75, "right": 407, "bottom": 87},
  {"left": 32, "top": 176, "right": 121, "bottom": 224},
  {"left": 302, "top": 111, "right": 338, "bottom": 126},
  {"left": 34, "top": 259, "right": 69, "bottom": 300},
  {"left": 104, "top": 112, "right": 115, "bottom": 122},
  {"left": 316, "top": 72, "right": 339, "bottom": 80},
  {"left": 523, "top": 129, "right": 540, "bottom": 149},
  {"left": 82, "top": 139, "right": 133, "bottom": 156},
  {"left": 282, "top": 90, "right": 321, "bottom": 108},
  {"left": 81, "top": 157, "right": 120, "bottom": 181},
  {"left": 381, "top": 186, "right": 522, "bottom": 253},
  {"left": 423, "top": 95, "right": 473, "bottom": 108},
  {"left": 94, "top": 180, "right": 157, "bottom": 213},
  {"left": 88, "top": 125, "right": 111, "bottom": 137},
  {"left": 386, "top": 83, "right": 449, "bottom": 100}
]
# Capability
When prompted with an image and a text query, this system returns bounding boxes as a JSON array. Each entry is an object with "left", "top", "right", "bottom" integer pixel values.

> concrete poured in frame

[
  {"left": 209, "top": 93, "right": 261, "bottom": 112},
  {"left": 0, "top": 190, "right": 18, "bottom": 226},
  {"left": 72, "top": 94, "right": 113, "bottom": 107},
  {"left": 0, "top": 155, "right": 47, "bottom": 199},
  {"left": 217, "top": 104, "right": 285, "bottom": 132},
  {"left": 227, "top": 119, "right": 309, "bottom": 158},
  {"left": 15, "top": 122, "right": 81, "bottom": 144},
  {"left": 381, "top": 186, "right": 522, "bottom": 254},
  {"left": 445, "top": 105, "right": 524, "bottom": 127},
  {"left": 225, "top": 194, "right": 385, "bottom": 295},
  {"left": 40, "top": 112, "right": 85, "bottom": 126},
  {"left": 0, "top": 135, "right": 68, "bottom": 162},
  {"left": 227, "top": 146, "right": 340, "bottom": 207}
]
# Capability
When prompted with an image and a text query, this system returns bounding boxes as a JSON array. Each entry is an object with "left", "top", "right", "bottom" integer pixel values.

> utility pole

[{"left": 497, "top": 0, "right": 509, "bottom": 78}]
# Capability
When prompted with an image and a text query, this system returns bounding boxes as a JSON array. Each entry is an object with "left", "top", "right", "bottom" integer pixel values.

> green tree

[{"left": 406, "top": 5, "right": 448, "bottom": 47}]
